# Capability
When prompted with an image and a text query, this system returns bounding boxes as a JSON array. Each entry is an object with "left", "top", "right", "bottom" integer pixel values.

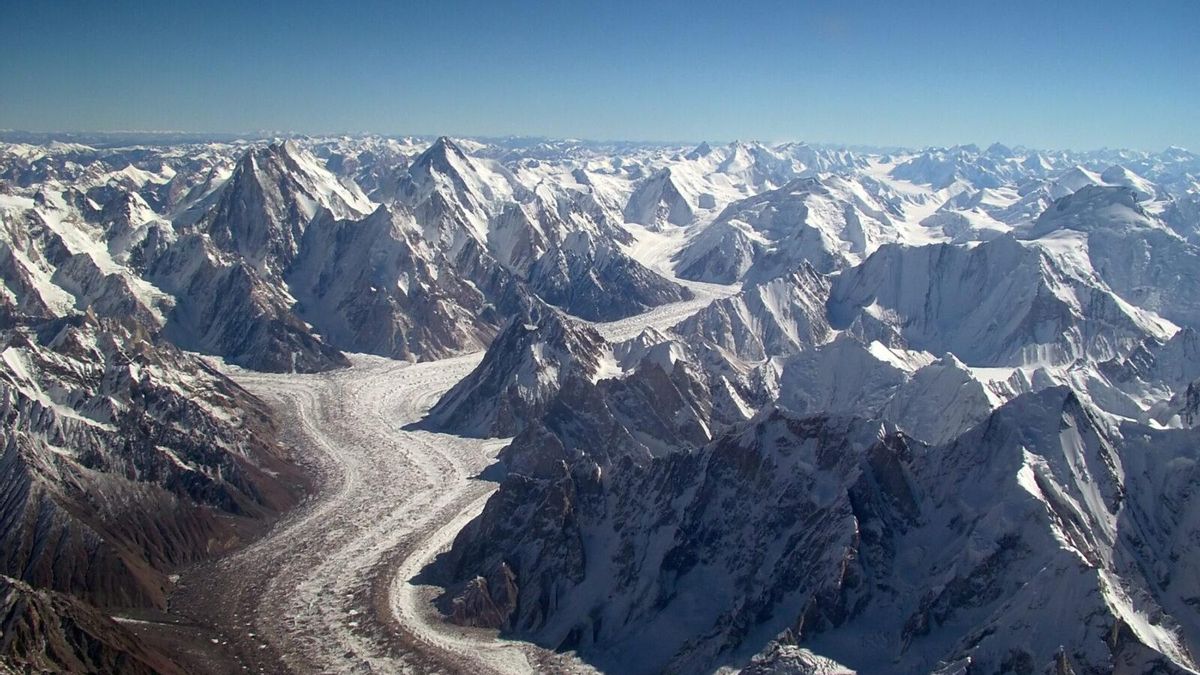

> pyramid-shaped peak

[
  {"left": 409, "top": 136, "right": 475, "bottom": 177},
  {"left": 686, "top": 141, "right": 714, "bottom": 160},
  {"left": 428, "top": 136, "right": 467, "bottom": 158}
]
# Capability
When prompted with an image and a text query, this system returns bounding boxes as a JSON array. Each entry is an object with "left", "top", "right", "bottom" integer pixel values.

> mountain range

[{"left": 2, "top": 134, "right": 1200, "bottom": 674}]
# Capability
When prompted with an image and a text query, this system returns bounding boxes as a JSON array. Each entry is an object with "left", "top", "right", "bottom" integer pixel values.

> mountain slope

[
  {"left": 0, "top": 575, "right": 185, "bottom": 675},
  {"left": 1021, "top": 185, "right": 1200, "bottom": 331},
  {"left": 827, "top": 235, "right": 1166, "bottom": 366},
  {"left": 675, "top": 176, "right": 898, "bottom": 284},
  {"left": 288, "top": 205, "right": 497, "bottom": 360},
  {"left": 674, "top": 263, "right": 832, "bottom": 362},
  {"left": 199, "top": 140, "right": 371, "bottom": 268},
  {"left": 1, "top": 313, "right": 302, "bottom": 610},
  {"left": 437, "top": 389, "right": 1200, "bottom": 674},
  {"left": 424, "top": 306, "right": 608, "bottom": 437}
]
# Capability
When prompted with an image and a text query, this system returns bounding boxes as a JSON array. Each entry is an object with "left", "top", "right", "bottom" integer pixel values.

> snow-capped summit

[
  {"left": 1023, "top": 184, "right": 1157, "bottom": 238},
  {"left": 200, "top": 140, "right": 372, "bottom": 267},
  {"left": 889, "top": 145, "right": 1010, "bottom": 190},
  {"left": 827, "top": 235, "right": 1163, "bottom": 366},
  {"left": 686, "top": 141, "right": 714, "bottom": 160},
  {"left": 424, "top": 306, "right": 609, "bottom": 437},
  {"left": 1047, "top": 165, "right": 1106, "bottom": 200},
  {"left": 622, "top": 167, "right": 700, "bottom": 228},
  {"left": 675, "top": 175, "right": 898, "bottom": 284},
  {"left": 985, "top": 141, "right": 1015, "bottom": 158},
  {"left": 674, "top": 262, "right": 833, "bottom": 362},
  {"left": 402, "top": 136, "right": 507, "bottom": 206},
  {"left": 1100, "top": 164, "right": 1157, "bottom": 201},
  {"left": 390, "top": 136, "right": 515, "bottom": 253},
  {"left": 1022, "top": 185, "right": 1200, "bottom": 330}
]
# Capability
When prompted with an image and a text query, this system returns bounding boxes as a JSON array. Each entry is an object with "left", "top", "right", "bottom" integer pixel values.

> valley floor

[{"left": 170, "top": 354, "right": 595, "bottom": 674}]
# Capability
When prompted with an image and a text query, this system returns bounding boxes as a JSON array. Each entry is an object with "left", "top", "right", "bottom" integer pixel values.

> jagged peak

[
  {"left": 417, "top": 135, "right": 470, "bottom": 167},
  {"left": 686, "top": 141, "right": 714, "bottom": 160},
  {"left": 760, "top": 259, "right": 827, "bottom": 289},
  {"left": 244, "top": 138, "right": 305, "bottom": 169},
  {"left": 727, "top": 403, "right": 896, "bottom": 460},
  {"left": 613, "top": 326, "right": 674, "bottom": 369},
  {"left": 853, "top": 231, "right": 1029, "bottom": 271},
  {"left": 986, "top": 141, "right": 1014, "bottom": 157},
  {"left": 927, "top": 351, "right": 970, "bottom": 371},
  {"left": 313, "top": 201, "right": 406, "bottom": 235},
  {"left": 513, "top": 304, "right": 604, "bottom": 351},
  {"left": 632, "top": 339, "right": 689, "bottom": 375},
  {"left": 980, "top": 386, "right": 1097, "bottom": 437},
  {"left": 272, "top": 137, "right": 303, "bottom": 158},
  {"left": 423, "top": 303, "right": 611, "bottom": 437}
]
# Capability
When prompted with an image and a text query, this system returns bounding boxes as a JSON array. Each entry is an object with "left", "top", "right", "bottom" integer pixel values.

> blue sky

[{"left": 1, "top": 0, "right": 1196, "bottom": 150}]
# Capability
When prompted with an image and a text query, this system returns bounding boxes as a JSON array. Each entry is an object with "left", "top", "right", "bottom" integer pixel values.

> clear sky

[{"left": 1, "top": 0, "right": 1196, "bottom": 150}]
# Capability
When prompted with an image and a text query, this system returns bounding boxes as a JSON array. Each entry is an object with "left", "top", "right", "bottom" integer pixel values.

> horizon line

[{"left": 0, "top": 128, "right": 1191, "bottom": 156}]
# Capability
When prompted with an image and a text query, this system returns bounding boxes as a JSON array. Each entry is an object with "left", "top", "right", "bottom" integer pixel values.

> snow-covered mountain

[
  {"left": 673, "top": 263, "right": 832, "bottom": 362},
  {"left": 826, "top": 234, "right": 1168, "bottom": 367},
  {"left": 287, "top": 205, "right": 499, "bottom": 360},
  {"left": 425, "top": 305, "right": 611, "bottom": 437},
  {"left": 1019, "top": 185, "right": 1200, "bottom": 331},
  {"left": 411, "top": 138, "right": 1200, "bottom": 674},
  {"left": 674, "top": 175, "right": 902, "bottom": 284},
  {"left": 4, "top": 133, "right": 1200, "bottom": 674},
  {"left": 199, "top": 139, "right": 373, "bottom": 267},
  {"left": 438, "top": 388, "right": 1200, "bottom": 674},
  {"left": 385, "top": 136, "right": 691, "bottom": 321}
]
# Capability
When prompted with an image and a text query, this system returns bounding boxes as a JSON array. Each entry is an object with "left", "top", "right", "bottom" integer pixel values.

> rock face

[
  {"left": 0, "top": 313, "right": 302, "bottom": 610},
  {"left": 0, "top": 574, "right": 185, "bottom": 674},
  {"left": 1021, "top": 185, "right": 1200, "bottom": 331},
  {"left": 288, "top": 205, "right": 498, "bottom": 360},
  {"left": 435, "top": 408, "right": 911, "bottom": 673},
  {"left": 198, "top": 140, "right": 373, "bottom": 268},
  {"left": 390, "top": 136, "right": 689, "bottom": 322},
  {"left": 1163, "top": 193, "right": 1200, "bottom": 244},
  {"left": 526, "top": 233, "right": 692, "bottom": 321},
  {"left": 439, "top": 390, "right": 1200, "bottom": 674},
  {"left": 149, "top": 232, "right": 351, "bottom": 372},
  {"left": 674, "top": 263, "right": 832, "bottom": 362},
  {"left": 147, "top": 140, "right": 375, "bottom": 371},
  {"left": 623, "top": 168, "right": 699, "bottom": 228}
]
